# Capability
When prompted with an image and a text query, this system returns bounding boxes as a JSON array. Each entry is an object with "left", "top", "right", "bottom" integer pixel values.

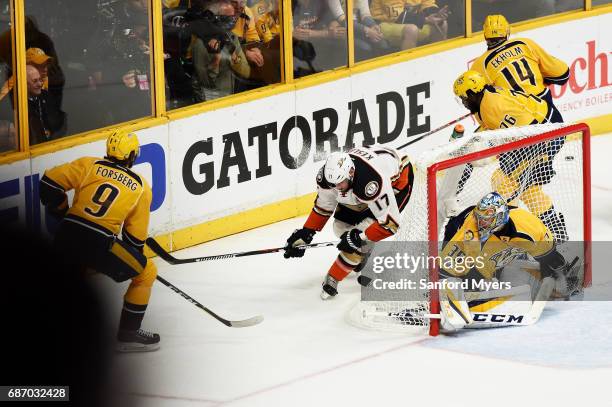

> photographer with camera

[
  {"left": 85, "top": 0, "right": 153, "bottom": 124},
  {"left": 187, "top": 0, "right": 250, "bottom": 102}
]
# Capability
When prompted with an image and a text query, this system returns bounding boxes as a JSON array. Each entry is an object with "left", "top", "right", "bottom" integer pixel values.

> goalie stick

[
  {"left": 146, "top": 237, "right": 338, "bottom": 265},
  {"left": 369, "top": 256, "right": 580, "bottom": 328},
  {"left": 156, "top": 274, "right": 263, "bottom": 328}
]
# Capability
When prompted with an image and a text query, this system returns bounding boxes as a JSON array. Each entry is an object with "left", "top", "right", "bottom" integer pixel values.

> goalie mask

[
  {"left": 324, "top": 152, "right": 355, "bottom": 191},
  {"left": 473, "top": 192, "right": 509, "bottom": 242}
]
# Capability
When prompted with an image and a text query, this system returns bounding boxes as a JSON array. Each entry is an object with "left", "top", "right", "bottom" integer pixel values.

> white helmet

[{"left": 324, "top": 151, "right": 354, "bottom": 185}]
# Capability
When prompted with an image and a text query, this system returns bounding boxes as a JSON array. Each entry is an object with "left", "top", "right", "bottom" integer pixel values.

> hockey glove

[
  {"left": 47, "top": 198, "right": 69, "bottom": 220},
  {"left": 538, "top": 249, "right": 567, "bottom": 279},
  {"left": 337, "top": 229, "right": 364, "bottom": 254},
  {"left": 284, "top": 227, "right": 316, "bottom": 258}
]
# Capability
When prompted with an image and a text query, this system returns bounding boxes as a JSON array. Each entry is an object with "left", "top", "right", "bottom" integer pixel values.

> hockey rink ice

[{"left": 104, "top": 134, "right": 612, "bottom": 407}]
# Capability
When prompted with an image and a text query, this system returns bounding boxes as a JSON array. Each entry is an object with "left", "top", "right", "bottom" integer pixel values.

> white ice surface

[{"left": 105, "top": 134, "right": 612, "bottom": 407}]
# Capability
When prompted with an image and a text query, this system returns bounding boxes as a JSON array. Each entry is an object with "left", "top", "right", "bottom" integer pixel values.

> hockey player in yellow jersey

[
  {"left": 453, "top": 69, "right": 568, "bottom": 242},
  {"left": 471, "top": 14, "right": 569, "bottom": 116},
  {"left": 39, "top": 131, "right": 160, "bottom": 352},
  {"left": 453, "top": 69, "right": 560, "bottom": 129}
]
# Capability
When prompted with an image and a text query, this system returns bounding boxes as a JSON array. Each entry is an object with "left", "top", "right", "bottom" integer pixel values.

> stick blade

[
  {"left": 146, "top": 238, "right": 179, "bottom": 265},
  {"left": 229, "top": 315, "right": 264, "bottom": 328}
]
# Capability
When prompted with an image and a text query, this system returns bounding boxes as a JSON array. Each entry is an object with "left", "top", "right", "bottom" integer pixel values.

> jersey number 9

[{"left": 85, "top": 183, "right": 120, "bottom": 218}]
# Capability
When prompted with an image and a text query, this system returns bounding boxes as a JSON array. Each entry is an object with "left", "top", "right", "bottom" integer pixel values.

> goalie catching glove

[
  {"left": 337, "top": 229, "right": 365, "bottom": 254},
  {"left": 284, "top": 228, "right": 316, "bottom": 258}
]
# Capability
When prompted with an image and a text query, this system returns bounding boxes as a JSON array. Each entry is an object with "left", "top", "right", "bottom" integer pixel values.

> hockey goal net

[{"left": 348, "top": 123, "right": 591, "bottom": 336}]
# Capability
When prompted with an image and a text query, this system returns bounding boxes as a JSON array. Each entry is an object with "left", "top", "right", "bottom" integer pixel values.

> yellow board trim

[
  {"left": 14, "top": 0, "right": 28, "bottom": 153},
  {"left": 145, "top": 192, "right": 316, "bottom": 257}
]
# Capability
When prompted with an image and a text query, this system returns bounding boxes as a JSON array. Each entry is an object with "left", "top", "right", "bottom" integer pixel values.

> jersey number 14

[{"left": 501, "top": 58, "right": 536, "bottom": 92}]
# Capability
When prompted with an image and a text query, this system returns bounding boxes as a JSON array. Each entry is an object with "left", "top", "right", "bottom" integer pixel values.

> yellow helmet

[
  {"left": 453, "top": 70, "right": 487, "bottom": 99},
  {"left": 483, "top": 14, "right": 510, "bottom": 40},
  {"left": 106, "top": 131, "right": 140, "bottom": 162}
]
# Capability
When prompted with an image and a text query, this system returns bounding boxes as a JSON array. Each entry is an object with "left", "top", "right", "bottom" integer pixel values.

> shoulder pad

[
  {"left": 442, "top": 205, "right": 476, "bottom": 243},
  {"left": 96, "top": 160, "right": 144, "bottom": 187},
  {"left": 350, "top": 155, "right": 383, "bottom": 201},
  {"left": 316, "top": 165, "right": 332, "bottom": 189}
]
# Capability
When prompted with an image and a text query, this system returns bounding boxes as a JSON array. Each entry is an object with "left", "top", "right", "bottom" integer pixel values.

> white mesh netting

[{"left": 348, "top": 123, "right": 587, "bottom": 335}]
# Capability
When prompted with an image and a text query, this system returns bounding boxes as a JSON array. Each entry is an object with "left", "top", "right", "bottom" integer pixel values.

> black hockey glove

[
  {"left": 337, "top": 229, "right": 364, "bottom": 254},
  {"left": 538, "top": 248, "right": 567, "bottom": 279},
  {"left": 284, "top": 227, "right": 316, "bottom": 258}
]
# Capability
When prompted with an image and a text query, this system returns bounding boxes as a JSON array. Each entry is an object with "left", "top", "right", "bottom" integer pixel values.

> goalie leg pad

[{"left": 439, "top": 278, "right": 473, "bottom": 332}]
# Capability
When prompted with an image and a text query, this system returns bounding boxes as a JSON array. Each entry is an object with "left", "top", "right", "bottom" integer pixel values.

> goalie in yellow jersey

[
  {"left": 437, "top": 192, "right": 575, "bottom": 331},
  {"left": 452, "top": 69, "right": 568, "bottom": 242},
  {"left": 471, "top": 14, "right": 569, "bottom": 116},
  {"left": 39, "top": 131, "right": 160, "bottom": 352}
]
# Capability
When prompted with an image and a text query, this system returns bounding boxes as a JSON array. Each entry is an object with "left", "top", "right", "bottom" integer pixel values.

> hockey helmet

[
  {"left": 473, "top": 192, "right": 510, "bottom": 242},
  {"left": 106, "top": 130, "right": 140, "bottom": 165},
  {"left": 324, "top": 151, "right": 355, "bottom": 186},
  {"left": 483, "top": 14, "right": 510, "bottom": 47},
  {"left": 453, "top": 70, "right": 487, "bottom": 99}
]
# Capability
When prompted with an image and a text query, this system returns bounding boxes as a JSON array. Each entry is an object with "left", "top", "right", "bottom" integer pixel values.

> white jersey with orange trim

[{"left": 306, "top": 146, "right": 412, "bottom": 242}]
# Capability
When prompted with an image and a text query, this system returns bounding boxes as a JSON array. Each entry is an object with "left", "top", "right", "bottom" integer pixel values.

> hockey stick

[
  {"left": 146, "top": 238, "right": 338, "bottom": 265},
  {"left": 397, "top": 112, "right": 471, "bottom": 150},
  {"left": 156, "top": 274, "right": 263, "bottom": 328}
]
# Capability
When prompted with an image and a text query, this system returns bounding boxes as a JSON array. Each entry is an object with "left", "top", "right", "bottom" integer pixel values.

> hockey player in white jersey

[{"left": 283, "top": 146, "right": 414, "bottom": 299}]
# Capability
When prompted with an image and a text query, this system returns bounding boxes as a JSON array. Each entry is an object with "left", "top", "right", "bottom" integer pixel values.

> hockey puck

[{"left": 565, "top": 155, "right": 575, "bottom": 161}]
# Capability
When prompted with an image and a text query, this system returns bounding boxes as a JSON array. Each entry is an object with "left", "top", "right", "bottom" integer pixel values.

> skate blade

[
  {"left": 116, "top": 342, "right": 161, "bottom": 353},
  {"left": 320, "top": 290, "right": 336, "bottom": 300}
]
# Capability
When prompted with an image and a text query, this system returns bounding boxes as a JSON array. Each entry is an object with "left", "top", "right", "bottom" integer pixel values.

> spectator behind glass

[
  {"left": 436, "top": 0, "right": 464, "bottom": 38},
  {"left": 251, "top": 0, "right": 282, "bottom": 85},
  {"left": 162, "top": 0, "right": 197, "bottom": 109},
  {"left": 0, "top": 16, "right": 66, "bottom": 135},
  {"left": 366, "top": 0, "right": 448, "bottom": 51},
  {"left": 231, "top": 0, "right": 283, "bottom": 89},
  {"left": 23, "top": 17, "right": 65, "bottom": 122},
  {"left": 27, "top": 64, "right": 57, "bottom": 145},
  {"left": 471, "top": 0, "right": 561, "bottom": 31},
  {"left": 87, "top": 0, "right": 152, "bottom": 124},
  {"left": 26, "top": 47, "right": 66, "bottom": 136},
  {"left": 0, "top": 59, "right": 15, "bottom": 152},
  {"left": 325, "top": 0, "right": 393, "bottom": 61},
  {"left": 188, "top": 0, "right": 250, "bottom": 102},
  {"left": 254, "top": 0, "right": 280, "bottom": 44},
  {"left": 292, "top": 0, "right": 348, "bottom": 78},
  {"left": 231, "top": 0, "right": 265, "bottom": 67}
]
